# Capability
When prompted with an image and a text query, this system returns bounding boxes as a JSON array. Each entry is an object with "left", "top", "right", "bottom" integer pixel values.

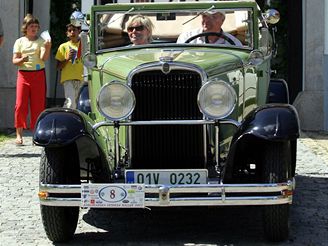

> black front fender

[
  {"left": 237, "top": 103, "right": 300, "bottom": 141},
  {"left": 224, "top": 104, "right": 300, "bottom": 181},
  {"left": 33, "top": 108, "right": 90, "bottom": 147}
]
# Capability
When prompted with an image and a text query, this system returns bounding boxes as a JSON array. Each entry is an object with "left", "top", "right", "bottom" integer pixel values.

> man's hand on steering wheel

[{"left": 185, "top": 32, "right": 236, "bottom": 45}]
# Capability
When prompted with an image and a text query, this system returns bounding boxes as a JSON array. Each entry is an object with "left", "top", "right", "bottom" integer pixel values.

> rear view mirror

[{"left": 264, "top": 9, "right": 280, "bottom": 25}]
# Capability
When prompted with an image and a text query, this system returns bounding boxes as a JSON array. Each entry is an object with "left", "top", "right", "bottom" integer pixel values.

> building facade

[
  {"left": 0, "top": 0, "right": 328, "bottom": 132},
  {"left": 0, "top": 0, "right": 51, "bottom": 131},
  {"left": 293, "top": 0, "right": 328, "bottom": 131}
]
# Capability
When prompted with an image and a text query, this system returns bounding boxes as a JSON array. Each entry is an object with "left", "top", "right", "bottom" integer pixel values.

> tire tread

[
  {"left": 262, "top": 141, "right": 291, "bottom": 242},
  {"left": 39, "top": 146, "right": 79, "bottom": 242}
]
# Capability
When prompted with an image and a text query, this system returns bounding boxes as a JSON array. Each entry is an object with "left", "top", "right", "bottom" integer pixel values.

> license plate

[
  {"left": 125, "top": 169, "right": 207, "bottom": 185},
  {"left": 81, "top": 184, "right": 145, "bottom": 208}
]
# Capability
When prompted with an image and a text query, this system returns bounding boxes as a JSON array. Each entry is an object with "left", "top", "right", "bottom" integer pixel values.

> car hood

[{"left": 97, "top": 47, "right": 250, "bottom": 79}]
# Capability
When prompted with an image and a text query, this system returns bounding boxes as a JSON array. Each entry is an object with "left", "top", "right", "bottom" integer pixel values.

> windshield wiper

[{"left": 182, "top": 5, "right": 215, "bottom": 25}]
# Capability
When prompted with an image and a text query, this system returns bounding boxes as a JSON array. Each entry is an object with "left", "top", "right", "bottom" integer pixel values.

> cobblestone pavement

[{"left": 0, "top": 131, "right": 327, "bottom": 246}]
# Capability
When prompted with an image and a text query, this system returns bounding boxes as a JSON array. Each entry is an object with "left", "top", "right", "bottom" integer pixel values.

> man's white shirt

[{"left": 177, "top": 28, "right": 242, "bottom": 47}]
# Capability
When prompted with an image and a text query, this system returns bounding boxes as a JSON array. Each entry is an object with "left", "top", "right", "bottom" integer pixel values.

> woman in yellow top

[{"left": 12, "top": 14, "right": 51, "bottom": 145}]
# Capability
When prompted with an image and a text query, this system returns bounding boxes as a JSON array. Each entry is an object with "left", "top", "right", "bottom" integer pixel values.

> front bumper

[{"left": 39, "top": 179, "right": 294, "bottom": 207}]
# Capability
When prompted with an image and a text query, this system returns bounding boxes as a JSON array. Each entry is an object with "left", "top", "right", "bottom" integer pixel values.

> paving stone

[{"left": 0, "top": 131, "right": 327, "bottom": 245}]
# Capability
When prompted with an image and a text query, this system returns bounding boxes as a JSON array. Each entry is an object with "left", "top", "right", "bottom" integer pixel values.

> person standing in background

[
  {"left": 0, "top": 17, "right": 4, "bottom": 47},
  {"left": 55, "top": 22, "right": 83, "bottom": 109},
  {"left": 12, "top": 14, "right": 51, "bottom": 145}
]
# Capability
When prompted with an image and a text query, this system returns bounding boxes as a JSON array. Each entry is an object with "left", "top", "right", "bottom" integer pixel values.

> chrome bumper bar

[{"left": 39, "top": 179, "right": 294, "bottom": 207}]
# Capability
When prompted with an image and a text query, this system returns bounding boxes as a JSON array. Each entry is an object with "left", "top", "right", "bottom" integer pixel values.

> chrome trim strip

[
  {"left": 93, "top": 119, "right": 241, "bottom": 130},
  {"left": 41, "top": 197, "right": 291, "bottom": 207},
  {"left": 144, "top": 197, "right": 291, "bottom": 207},
  {"left": 114, "top": 126, "right": 120, "bottom": 171},
  {"left": 203, "top": 124, "right": 207, "bottom": 165},
  {"left": 39, "top": 184, "right": 81, "bottom": 193},
  {"left": 215, "top": 124, "right": 219, "bottom": 166},
  {"left": 145, "top": 182, "right": 291, "bottom": 193},
  {"left": 39, "top": 181, "right": 293, "bottom": 207}
]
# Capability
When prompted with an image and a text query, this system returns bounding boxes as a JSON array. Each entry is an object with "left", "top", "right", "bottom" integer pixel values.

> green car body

[{"left": 34, "top": 1, "right": 299, "bottom": 243}]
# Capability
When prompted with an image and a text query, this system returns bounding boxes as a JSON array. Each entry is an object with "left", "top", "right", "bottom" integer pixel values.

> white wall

[
  {"left": 0, "top": 0, "right": 51, "bottom": 129},
  {"left": 324, "top": 0, "right": 328, "bottom": 130},
  {"left": 0, "top": 1, "right": 22, "bottom": 129},
  {"left": 82, "top": 0, "right": 94, "bottom": 14},
  {"left": 294, "top": 0, "right": 327, "bottom": 131}
]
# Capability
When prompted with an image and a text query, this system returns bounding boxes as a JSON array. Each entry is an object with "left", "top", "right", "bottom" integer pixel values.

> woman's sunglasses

[{"left": 127, "top": 25, "right": 145, "bottom": 32}]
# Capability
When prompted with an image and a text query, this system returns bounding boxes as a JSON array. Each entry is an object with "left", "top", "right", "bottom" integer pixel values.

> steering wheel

[{"left": 185, "top": 32, "right": 236, "bottom": 45}]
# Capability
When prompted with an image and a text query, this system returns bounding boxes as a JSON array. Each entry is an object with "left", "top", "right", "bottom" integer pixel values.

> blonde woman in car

[{"left": 126, "top": 15, "right": 154, "bottom": 45}]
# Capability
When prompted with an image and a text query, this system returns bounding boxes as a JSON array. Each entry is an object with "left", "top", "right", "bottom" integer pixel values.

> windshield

[{"left": 94, "top": 8, "right": 254, "bottom": 52}]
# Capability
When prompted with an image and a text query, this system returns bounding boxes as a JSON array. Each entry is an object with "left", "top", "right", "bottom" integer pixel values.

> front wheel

[
  {"left": 39, "top": 144, "right": 80, "bottom": 242},
  {"left": 261, "top": 141, "right": 292, "bottom": 242}
]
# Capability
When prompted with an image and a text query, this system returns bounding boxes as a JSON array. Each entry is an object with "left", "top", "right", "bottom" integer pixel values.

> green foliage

[
  {"left": 0, "top": 133, "right": 13, "bottom": 143},
  {"left": 0, "top": 134, "right": 7, "bottom": 142},
  {"left": 50, "top": 0, "right": 81, "bottom": 55}
]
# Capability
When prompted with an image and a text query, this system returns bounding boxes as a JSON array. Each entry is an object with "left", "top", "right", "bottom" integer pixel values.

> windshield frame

[{"left": 90, "top": 3, "right": 258, "bottom": 54}]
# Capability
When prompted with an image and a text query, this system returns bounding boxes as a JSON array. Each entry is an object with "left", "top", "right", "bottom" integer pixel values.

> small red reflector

[{"left": 282, "top": 190, "right": 293, "bottom": 197}]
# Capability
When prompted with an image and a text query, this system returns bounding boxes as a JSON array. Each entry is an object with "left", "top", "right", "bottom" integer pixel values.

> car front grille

[{"left": 130, "top": 69, "right": 205, "bottom": 169}]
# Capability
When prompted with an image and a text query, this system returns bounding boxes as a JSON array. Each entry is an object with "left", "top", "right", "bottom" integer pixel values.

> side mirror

[
  {"left": 263, "top": 9, "right": 280, "bottom": 25},
  {"left": 248, "top": 50, "right": 264, "bottom": 66}
]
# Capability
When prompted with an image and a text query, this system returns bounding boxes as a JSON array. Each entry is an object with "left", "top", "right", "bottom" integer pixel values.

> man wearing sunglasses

[{"left": 126, "top": 15, "right": 154, "bottom": 46}]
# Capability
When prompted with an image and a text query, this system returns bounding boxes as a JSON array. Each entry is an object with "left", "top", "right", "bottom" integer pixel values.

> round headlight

[
  {"left": 198, "top": 80, "right": 236, "bottom": 119},
  {"left": 97, "top": 82, "right": 135, "bottom": 121}
]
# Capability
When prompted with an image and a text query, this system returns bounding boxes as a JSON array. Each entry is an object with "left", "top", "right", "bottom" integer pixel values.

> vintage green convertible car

[{"left": 34, "top": 0, "right": 300, "bottom": 243}]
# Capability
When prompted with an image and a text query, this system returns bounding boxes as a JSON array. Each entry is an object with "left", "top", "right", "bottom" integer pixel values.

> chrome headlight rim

[
  {"left": 197, "top": 79, "right": 237, "bottom": 120},
  {"left": 97, "top": 81, "right": 136, "bottom": 121}
]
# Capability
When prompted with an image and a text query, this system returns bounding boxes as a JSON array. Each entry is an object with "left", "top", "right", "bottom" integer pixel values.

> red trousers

[{"left": 15, "top": 69, "right": 46, "bottom": 130}]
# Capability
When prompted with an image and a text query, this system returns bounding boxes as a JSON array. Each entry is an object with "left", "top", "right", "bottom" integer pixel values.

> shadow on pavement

[
  {"left": 77, "top": 206, "right": 265, "bottom": 245},
  {"left": 1, "top": 153, "right": 41, "bottom": 158}
]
